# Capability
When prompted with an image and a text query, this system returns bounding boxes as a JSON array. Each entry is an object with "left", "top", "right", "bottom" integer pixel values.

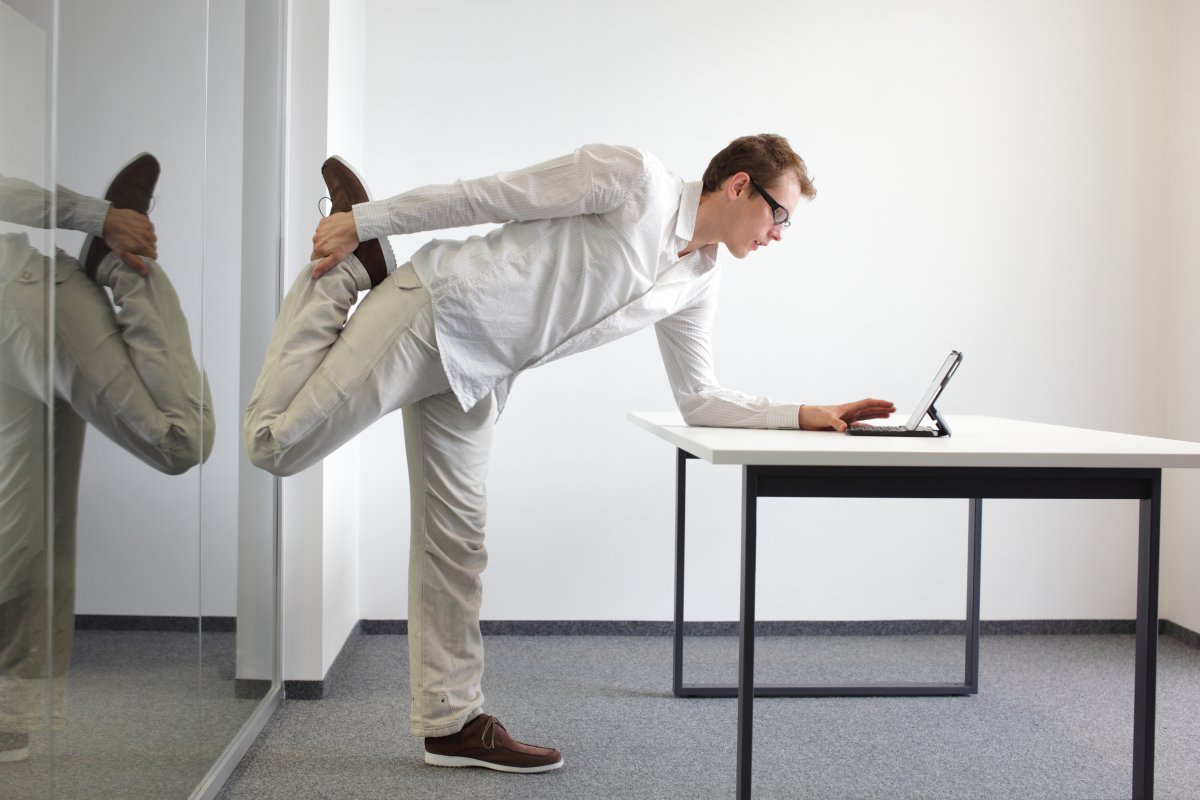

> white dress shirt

[{"left": 352, "top": 144, "right": 800, "bottom": 429}]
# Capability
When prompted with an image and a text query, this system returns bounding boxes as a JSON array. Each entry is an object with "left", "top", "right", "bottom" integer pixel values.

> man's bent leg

[
  {"left": 245, "top": 261, "right": 446, "bottom": 476},
  {"left": 55, "top": 252, "right": 212, "bottom": 475},
  {"left": 404, "top": 391, "right": 494, "bottom": 738},
  {"left": 244, "top": 257, "right": 371, "bottom": 461}
]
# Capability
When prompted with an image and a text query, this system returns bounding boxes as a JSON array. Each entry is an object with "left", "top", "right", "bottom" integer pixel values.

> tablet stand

[{"left": 928, "top": 404, "right": 952, "bottom": 437}]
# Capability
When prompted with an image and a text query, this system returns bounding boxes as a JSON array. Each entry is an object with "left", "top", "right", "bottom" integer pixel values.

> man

[
  {"left": 0, "top": 154, "right": 213, "bottom": 763},
  {"left": 244, "top": 134, "right": 895, "bottom": 773}
]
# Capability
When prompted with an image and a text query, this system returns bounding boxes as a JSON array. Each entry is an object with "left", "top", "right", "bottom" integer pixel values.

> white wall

[
  {"left": 1163, "top": 0, "right": 1200, "bottom": 633},
  {"left": 350, "top": 0, "right": 1189, "bottom": 625}
]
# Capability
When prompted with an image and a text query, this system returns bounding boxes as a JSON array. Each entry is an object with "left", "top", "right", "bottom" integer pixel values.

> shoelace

[{"left": 480, "top": 715, "right": 507, "bottom": 749}]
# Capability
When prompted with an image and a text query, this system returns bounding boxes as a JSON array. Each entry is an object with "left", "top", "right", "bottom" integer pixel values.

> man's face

[{"left": 725, "top": 172, "right": 802, "bottom": 259}]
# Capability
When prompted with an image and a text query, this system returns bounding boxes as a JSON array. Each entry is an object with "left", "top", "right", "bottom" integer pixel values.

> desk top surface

[{"left": 628, "top": 413, "right": 1200, "bottom": 469}]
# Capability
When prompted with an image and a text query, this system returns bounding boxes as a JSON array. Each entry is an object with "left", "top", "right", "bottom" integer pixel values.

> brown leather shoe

[
  {"left": 81, "top": 152, "right": 159, "bottom": 279},
  {"left": 320, "top": 155, "right": 394, "bottom": 287},
  {"left": 424, "top": 713, "right": 563, "bottom": 773}
]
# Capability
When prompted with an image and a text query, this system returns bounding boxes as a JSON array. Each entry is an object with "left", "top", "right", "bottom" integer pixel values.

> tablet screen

[{"left": 905, "top": 351, "right": 963, "bottom": 429}]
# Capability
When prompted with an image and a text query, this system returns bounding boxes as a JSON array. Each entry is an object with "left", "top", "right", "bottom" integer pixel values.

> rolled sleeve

[
  {"left": 64, "top": 193, "right": 110, "bottom": 237},
  {"left": 351, "top": 199, "right": 392, "bottom": 242}
]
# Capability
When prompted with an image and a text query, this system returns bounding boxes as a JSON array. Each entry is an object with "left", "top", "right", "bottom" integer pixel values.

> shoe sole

[{"left": 424, "top": 751, "right": 563, "bottom": 773}]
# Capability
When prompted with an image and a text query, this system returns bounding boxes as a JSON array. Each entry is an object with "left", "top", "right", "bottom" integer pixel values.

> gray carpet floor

[
  {"left": 215, "top": 633, "right": 1200, "bottom": 799},
  {"left": 5, "top": 630, "right": 266, "bottom": 800}
]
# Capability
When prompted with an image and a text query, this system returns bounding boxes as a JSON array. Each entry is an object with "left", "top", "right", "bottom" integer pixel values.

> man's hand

[
  {"left": 310, "top": 211, "right": 360, "bottom": 279},
  {"left": 102, "top": 207, "right": 157, "bottom": 276},
  {"left": 798, "top": 398, "right": 897, "bottom": 432}
]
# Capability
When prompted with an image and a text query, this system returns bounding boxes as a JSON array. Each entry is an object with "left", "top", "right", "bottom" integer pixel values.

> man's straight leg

[
  {"left": 404, "top": 390, "right": 564, "bottom": 773},
  {"left": 403, "top": 390, "right": 494, "bottom": 738}
]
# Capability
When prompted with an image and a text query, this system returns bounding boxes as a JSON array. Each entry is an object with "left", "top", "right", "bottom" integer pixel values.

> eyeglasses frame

[{"left": 747, "top": 175, "right": 791, "bottom": 229}]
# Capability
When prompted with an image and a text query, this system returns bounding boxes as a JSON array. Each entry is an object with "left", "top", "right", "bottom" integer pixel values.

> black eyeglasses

[{"left": 748, "top": 176, "right": 790, "bottom": 228}]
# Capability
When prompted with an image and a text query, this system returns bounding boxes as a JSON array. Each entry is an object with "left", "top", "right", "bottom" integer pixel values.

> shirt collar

[
  {"left": 674, "top": 180, "right": 703, "bottom": 243},
  {"left": 674, "top": 180, "right": 719, "bottom": 266}
]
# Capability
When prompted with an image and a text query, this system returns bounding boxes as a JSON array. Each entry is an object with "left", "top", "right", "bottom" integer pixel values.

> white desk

[{"left": 629, "top": 412, "right": 1200, "bottom": 800}]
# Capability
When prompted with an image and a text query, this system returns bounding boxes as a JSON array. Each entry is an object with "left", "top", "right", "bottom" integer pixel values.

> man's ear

[{"left": 726, "top": 171, "right": 751, "bottom": 199}]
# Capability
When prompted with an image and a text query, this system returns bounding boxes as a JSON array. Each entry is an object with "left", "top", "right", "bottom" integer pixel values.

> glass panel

[
  {"left": 0, "top": 2, "right": 56, "bottom": 797},
  {"left": 198, "top": 0, "right": 282, "bottom": 773},
  {"left": 4, "top": 2, "right": 282, "bottom": 796},
  {"left": 52, "top": 0, "right": 210, "bottom": 796}
]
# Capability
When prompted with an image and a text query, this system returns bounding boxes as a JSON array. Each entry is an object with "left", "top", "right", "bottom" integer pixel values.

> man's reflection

[{"left": 0, "top": 154, "right": 213, "bottom": 763}]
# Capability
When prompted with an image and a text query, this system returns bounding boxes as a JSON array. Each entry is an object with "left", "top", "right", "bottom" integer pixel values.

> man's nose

[{"left": 769, "top": 225, "right": 783, "bottom": 242}]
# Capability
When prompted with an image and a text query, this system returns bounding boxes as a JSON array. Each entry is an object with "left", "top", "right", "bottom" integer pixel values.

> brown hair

[{"left": 702, "top": 134, "right": 816, "bottom": 200}]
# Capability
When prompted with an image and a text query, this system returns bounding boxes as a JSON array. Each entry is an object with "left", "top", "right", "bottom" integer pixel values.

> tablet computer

[{"left": 846, "top": 350, "right": 962, "bottom": 437}]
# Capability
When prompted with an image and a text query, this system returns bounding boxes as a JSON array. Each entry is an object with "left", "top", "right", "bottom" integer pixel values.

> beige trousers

[{"left": 244, "top": 258, "right": 493, "bottom": 736}]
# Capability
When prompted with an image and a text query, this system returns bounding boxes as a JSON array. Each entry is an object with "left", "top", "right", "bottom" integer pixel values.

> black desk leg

[
  {"left": 1132, "top": 471, "right": 1161, "bottom": 800},
  {"left": 673, "top": 449, "right": 692, "bottom": 697},
  {"left": 736, "top": 466, "right": 759, "bottom": 800},
  {"left": 965, "top": 499, "right": 982, "bottom": 692}
]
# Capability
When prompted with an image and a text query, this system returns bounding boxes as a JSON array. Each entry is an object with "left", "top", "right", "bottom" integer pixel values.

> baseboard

[
  {"left": 359, "top": 618, "right": 1156, "bottom": 637},
  {"left": 234, "top": 679, "right": 273, "bottom": 700},
  {"left": 283, "top": 620, "right": 362, "bottom": 701},
  {"left": 71, "top": 615, "right": 1196, "bottom": 645},
  {"left": 1161, "top": 619, "right": 1200, "bottom": 649},
  {"left": 282, "top": 679, "right": 325, "bottom": 700},
  {"left": 75, "top": 614, "right": 236, "bottom": 632}
]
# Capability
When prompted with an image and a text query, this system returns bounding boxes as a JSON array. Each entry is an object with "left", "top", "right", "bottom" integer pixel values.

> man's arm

[
  {"left": 655, "top": 289, "right": 894, "bottom": 430},
  {"left": 0, "top": 175, "right": 107, "bottom": 233},
  {"left": 0, "top": 175, "right": 157, "bottom": 274},
  {"left": 309, "top": 144, "right": 651, "bottom": 276}
]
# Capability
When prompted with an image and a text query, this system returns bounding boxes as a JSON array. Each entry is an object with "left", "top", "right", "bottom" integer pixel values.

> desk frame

[
  {"left": 673, "top": 449, "right": 983, "bottom": 698},
  {"left": 670, "top": 449, "right": 1162, "bottom": 800}
]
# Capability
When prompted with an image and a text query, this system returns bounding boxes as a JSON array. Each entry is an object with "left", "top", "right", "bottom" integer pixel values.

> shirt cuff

[
  {"left": 769, "top": 404, "right": 803, "bottom": 429},
  {"left": 74, "top": 197, "right": 110, "bottom": 237},
  {"left": 352, "top": 200, "right": 392, "bottom": 242}
]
